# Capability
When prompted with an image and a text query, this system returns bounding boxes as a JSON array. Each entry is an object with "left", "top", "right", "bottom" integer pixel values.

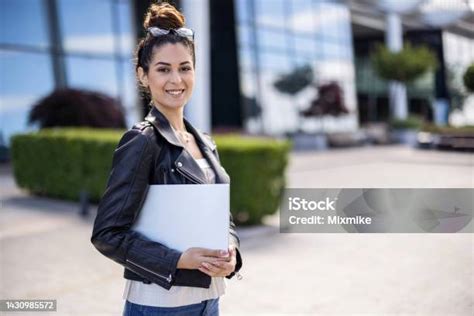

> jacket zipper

[
  {"left": 126, "top": 259, "right": 172, "bottom": 283},
  {"left": 161, "top": 167, "right": 168, "bottom": 184},
  {"left": 176, "top": 167, "right": 203, "bottom": 184}
]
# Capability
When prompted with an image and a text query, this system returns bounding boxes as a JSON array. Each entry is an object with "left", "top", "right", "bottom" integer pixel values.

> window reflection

[
  {"left": 65, "top": 57, "right": 118, "bottom": 97},
  {"left": 0, "top": 51, "right": 54, "bottom": 143},
  {"left": 234, "top": 0, "right": 252, "bottom": 23},
  {"left": 0, "top": 0, "right": 49, "bottom": 48},
  {"left": 257, "top": 29, "right": 287, "bottom": 51},
  {"left": 235, "top": 0, "right": 357, "bottom": 134},
  {"left": 58, "top": 0, "right": 115, "bottom": 55},
  {"left": 255, "top": 0, "right": 285, "bottom": 28},
  {"left": 117, "top": 1, "right": 134, "bottom": 57}
]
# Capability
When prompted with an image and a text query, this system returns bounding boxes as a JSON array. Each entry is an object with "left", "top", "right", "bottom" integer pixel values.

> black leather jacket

[{"left": 91, "top": 106, "right": 242, "bottom": 290}]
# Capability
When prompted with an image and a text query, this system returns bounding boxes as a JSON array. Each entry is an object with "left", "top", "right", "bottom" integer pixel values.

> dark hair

[{"left": 135, "top": 2, "right": 195, "bottom": 83}]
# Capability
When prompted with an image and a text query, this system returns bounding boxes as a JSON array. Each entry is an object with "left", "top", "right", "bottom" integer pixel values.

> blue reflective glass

[
  {"left": 119, "top": 60, "right": 138, "bottom": 126},
  {"left": 0, "top": 0, "right": 49, "bottom": 48},
  {"left": 257, "top": 29, "right": 288, "bottom": 51},
  {"left": 237, "top": 47, "right": 256, "bottom": 71},
  {"left": 289, "top": 0, "right": 314, "bottom": 34},
  {"left": 0, "top": 50, "right": 54, "bottom": 143},
  {"left": 237, "top": 24, "right": 254, "bottom": 47},
  {"left": 294, "top": 35, "right": 316, "bottom": 56},
  {"left": 255, "top": 0, "right": 285, "bottom": 28},
  {"left": 65, "top": 56, "right": 118, "bottom": 97},
  {"left": 235, "top": 0, "right": 252, "bottom": 23},
  {"left": 58, "top": 0, "right": 115, "bottom": 55},
  {"left": 117, "top": 1, "right": 134, "bottom": 57},
  {"left": 259, "top": 52, "right": 292, "bottom": 72}
]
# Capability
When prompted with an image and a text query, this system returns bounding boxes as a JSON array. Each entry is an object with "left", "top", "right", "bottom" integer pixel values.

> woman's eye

[
  {"left": 181, "top": 67, "right": 192, "bottom": 72},
  {"left": 157, "top": 68, "right": 169, "bottom": 73}
]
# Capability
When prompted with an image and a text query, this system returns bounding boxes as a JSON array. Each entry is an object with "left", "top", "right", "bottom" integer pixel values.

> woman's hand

[
  {"left": 177, "top": 247, "right": 229, "bottom": 270},
  {"left": 198, "top": 246, "right": 237, "bottom": 277}
]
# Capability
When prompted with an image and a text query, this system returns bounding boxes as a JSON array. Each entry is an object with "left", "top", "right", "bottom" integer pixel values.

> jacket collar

[
  {"left": 144, "top": 106, "right": 229, "bottom": 184},
  {"left": 144, "top": 106, "right": 216, "bottom": 151}
]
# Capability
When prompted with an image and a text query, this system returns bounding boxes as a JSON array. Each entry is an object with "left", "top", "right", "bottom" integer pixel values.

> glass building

[
  {"left": 234, "top": 0, "right": 358, "bottom": 135},
  {"left": 1, "top": 0, "right": 473, "bottom": 147},
  {"left": 0, "top": 0, "right": 138, "bottom": 145}
]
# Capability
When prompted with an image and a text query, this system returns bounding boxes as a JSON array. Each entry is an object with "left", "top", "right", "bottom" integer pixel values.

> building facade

[{"left": 1, "top": 0, "right": 473, "bottom": 146}]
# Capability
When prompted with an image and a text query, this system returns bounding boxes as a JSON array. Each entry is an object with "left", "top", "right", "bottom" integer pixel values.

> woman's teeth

[{"left": 166, "top": 90, "right": 184, "bottom": 96}]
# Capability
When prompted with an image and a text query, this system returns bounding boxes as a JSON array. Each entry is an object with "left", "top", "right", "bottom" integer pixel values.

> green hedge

[
  {"left": 421, "top": 124, "right": 474, "bottom": 135},
  {"left": 389, "top": 115, "right": 424, "bottom": 130},
  {"left": 11, "top": 129, "right": 291, "bottom": 225},
  {"left": 214, "top": 135, "right": 291, "bottom": 225}
]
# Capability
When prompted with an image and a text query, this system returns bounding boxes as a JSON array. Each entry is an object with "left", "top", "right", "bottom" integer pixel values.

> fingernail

[
  {"left": 220, "top": 250, "right": 228, "bottom": 256},
  {"left": 202, "top": 262, "right": 209, "bottom": 268}
]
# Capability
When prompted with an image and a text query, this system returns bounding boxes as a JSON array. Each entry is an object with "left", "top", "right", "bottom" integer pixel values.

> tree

[
  {"left": 463, "top": 63, "right": 474, "bottom": 93},
  {"left": 28, "top": 89, "right": 126, "bottom": 129},
  {"left": 372, "top": 43, "right": 437, "bottom": 83}
]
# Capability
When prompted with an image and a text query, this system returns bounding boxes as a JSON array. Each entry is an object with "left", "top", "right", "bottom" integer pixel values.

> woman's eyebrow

[{"left": 154, "top": 61, "right": 191, "bottom": 66}]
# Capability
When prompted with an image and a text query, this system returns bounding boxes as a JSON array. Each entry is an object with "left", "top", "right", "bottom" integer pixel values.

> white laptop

[{"left": 132, "top": 184, "right": 230, "bottom": 252}]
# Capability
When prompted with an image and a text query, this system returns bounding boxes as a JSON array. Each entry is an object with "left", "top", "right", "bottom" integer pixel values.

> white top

[{"left": 123, "top": 158, "right": 226, "bottom": 307}]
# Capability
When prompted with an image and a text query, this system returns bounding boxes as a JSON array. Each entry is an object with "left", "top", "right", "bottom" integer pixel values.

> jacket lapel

[
  {"left": 145, "top": 106, "right": 230, "bottom": 184},
  {"left": 184, "top": 121, "right": 230, "bottom": 184}
]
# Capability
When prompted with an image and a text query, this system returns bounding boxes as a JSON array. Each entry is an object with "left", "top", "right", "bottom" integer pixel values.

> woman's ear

[{"left": 137, "top": 67, "right": 148, "bottom": 87}]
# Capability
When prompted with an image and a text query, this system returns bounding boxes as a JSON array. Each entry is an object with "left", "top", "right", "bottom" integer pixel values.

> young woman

[{"left": 91, "top": 2, "right": 242, "bottom": 315}]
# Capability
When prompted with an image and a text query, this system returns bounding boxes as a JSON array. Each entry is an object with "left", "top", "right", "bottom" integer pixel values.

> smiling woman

[{"left": 90, "top": 2, "right": 242, "bottom": 316}]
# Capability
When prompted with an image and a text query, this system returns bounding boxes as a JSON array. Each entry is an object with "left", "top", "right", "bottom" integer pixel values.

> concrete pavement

[{"left": 0, "top": 146, "right": 473, "bottom": 315}]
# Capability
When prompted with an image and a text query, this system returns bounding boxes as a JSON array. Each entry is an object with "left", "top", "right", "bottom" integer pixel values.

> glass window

[
  {"left": 0, "top": 50, "right": 54, "bottom": 143},
  {"left": 289, "top": 0, "right": 314, "bottom": 34},
  {"left": 322, "top": 42, "right": 352, "bottom": 60},
  {"left": 255, "top": 0, "right": 285, "bottom": 28},
  {"left": 234, "top": 0, "right": 252, "bottom": 23},
  {"left": 236, "top": 24, "right": 254, "bottom": 47},
  {"left": 119, "top": 60, "right": 138, "bottom": 117},
  {"left": 237, "top": 47, "right": 255, "bottom": 71},
  {"left": 294, "top": 35, "right": 316, "bottom": 56},
  {"left": 0, "top": 0, "right": 50, "bottom": 48},
  {"left": 259, "top": 52, "right": 291, "bottom": 72},
  {"left": 256, "top": 29, "right": 288, "bottom": 51},
  {"left": 65, "top": 56, "right": 118, "bottom": 97},
  {"left": 58, "top": 0, "right": 115, "bottom": 55},
  {"left": 117, "top": 1, "right": 134, "bottom": 57}
]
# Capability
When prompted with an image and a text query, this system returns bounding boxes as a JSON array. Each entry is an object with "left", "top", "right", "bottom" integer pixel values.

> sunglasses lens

[{"left": 177, "top": 28, "right": 194, "bottom": 40}]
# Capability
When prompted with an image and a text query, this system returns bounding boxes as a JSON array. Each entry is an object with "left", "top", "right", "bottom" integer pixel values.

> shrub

[
  {"left": 11, "top": 129, "right": 291, "bottom": 225},
  {"left": 463, "top": 63, "right": 474, "bottom": 93},
  {"left": 389, "top": 115, "right": 424, "bottom": 130},
  {"left": 372, "top": 44, "right": 437, "bottom": 83},
  {"left": 421, "top": 124, "right": 474, "bottom": 135},
  {"left": 214, "top": 135, "right": 291, "bottom": 225},
  {"left": 28, "top": 89, "right": 126, "bottom": 128}
]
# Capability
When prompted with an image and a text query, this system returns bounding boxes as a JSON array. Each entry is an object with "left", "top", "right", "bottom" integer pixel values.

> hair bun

[{"left": 143, "top": 2, "right": 185, "bottom": 30}]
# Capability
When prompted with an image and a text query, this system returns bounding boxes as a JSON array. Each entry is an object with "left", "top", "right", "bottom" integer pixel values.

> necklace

[{"left": 173, "top": 127, "right": 191, "bottom": 144}]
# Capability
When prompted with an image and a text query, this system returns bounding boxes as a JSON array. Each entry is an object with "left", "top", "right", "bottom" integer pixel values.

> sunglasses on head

[{"left": 147, "top": 27, "right": 194, "bottom": 41}]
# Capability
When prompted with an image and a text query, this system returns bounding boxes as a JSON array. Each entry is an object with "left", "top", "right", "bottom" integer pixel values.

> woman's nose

[{"left": 169, "top": 70, "right": 182, "bottom": 83}]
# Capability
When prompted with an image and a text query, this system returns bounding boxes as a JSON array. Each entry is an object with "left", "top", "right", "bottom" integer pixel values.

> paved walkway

[{"left": 0, "top": 146, "right": 472, "bottom": 315}]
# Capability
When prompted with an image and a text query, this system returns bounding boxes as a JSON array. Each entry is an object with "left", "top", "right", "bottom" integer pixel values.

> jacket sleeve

[
  {"left": 90, "top": 128, "right": 181, "bottom": 290},
  {"left": 227, "top": 212, "right": 243, "bottom": 279},
  {"left": 211, "top": 142, "right": 243, "bottom": 279}
]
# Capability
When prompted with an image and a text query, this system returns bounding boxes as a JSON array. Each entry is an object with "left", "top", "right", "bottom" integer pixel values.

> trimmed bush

[
  {"left": 214, "top": 135, "right": 291, "bottom": 225},
  {"left": 372, "top": 43, "right": 437, "bottom": 83},
  {"left": 463, "top": 63, "right": 474, "bottom": 93},
  {"left": 11, "top": 129, "right": 291, "bottom": 225},
  {"left": 421, "top": 124, "right": 474, "bottom": 135},
  {"left": 11, "top": 128, "right": 120, "bottom": 201},
  {"left": 389, "top": 115, "right": 424, "bottom": 130}
]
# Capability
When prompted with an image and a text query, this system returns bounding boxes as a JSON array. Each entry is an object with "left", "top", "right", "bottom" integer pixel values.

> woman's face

[{"left": 139, "top": 43, "right": 195, "bottom": 111}]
